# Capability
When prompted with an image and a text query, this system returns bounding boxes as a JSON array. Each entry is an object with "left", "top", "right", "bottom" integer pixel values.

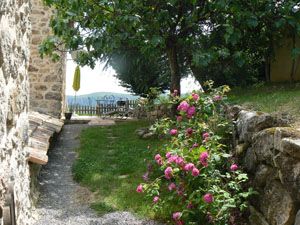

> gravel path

[{"left": 34, "top": 124, "right": 162, "bottom": 225}]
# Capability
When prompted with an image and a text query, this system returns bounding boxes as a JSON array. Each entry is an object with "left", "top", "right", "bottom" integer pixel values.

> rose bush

[{"left": 137, "top": 82, "right": 254, "bottom": 224}]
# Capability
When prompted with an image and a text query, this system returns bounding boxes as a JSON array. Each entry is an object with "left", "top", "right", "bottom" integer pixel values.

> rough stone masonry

[
  {"left": 0, "top": 0, "right": 33, "bottom": 224},
  {"left": 0, "top": 0, "right": 66, "bottom": 224},
  {"left": 29, "top": 0, "right": 66, "bottom": 118},
  {"left": 229, "top": 106, "right": 300, "bottom": 225}
]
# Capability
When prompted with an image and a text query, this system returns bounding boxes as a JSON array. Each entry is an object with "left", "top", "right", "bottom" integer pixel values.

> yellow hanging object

[{"left": 72, "top": 65, "right": 81, "bottom": 92}]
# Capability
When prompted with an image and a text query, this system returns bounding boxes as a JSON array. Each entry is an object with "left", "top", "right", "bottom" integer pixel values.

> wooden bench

[{"left": 27, "top": 112, "right": 64, "bottom": 165}]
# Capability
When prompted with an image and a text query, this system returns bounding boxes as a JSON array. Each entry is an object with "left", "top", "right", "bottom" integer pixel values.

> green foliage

[
  {"left": 192, "top": 51, "right": 265, "bottom": 87},
  {"left": 133, "top": 88, "right": 165, "bottom": 114},
  {"left": 40, "top": 0, "right": 206, "bottom": 92},
  {"left": 137, "top": 83, "right": 254, "bottom": 224},
  {"left": 191, "top": 0, "right": 300, "bottom": 86},
  {"left": 40, "top": 0, "right": 300, "bottom": 92},
  {"left": 109, "top": 49, "right": 170, "bottom": 96}
]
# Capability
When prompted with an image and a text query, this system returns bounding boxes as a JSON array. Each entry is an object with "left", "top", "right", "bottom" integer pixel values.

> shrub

[{"left": 137, "top": 82, "right": 254, "bottom": 224}]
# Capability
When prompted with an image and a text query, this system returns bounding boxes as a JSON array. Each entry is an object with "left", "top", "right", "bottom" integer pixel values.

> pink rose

[
  {"left": 166, "top": 152, "right": 172, "bottom": 158},
  {"left": 156, "top": 159, "right": 163, "bottom": 165},
  {"left": 177, "top": 190, "right": 184, "bottom": 197},
  {"left": 187, "top": 202, "right": 194, "bottom": 209},
  {"left": 142, "top": 172, "right": 149, "bottom": 181},
  {"left": 192, "top": 93, "right": 199, "bottom": 101},
  {"left": 136, "top": 184, "right": 143, "bottom": 193},
  {"left": 207, "top": 212, "right": 213, "bottom": 223},
  {"left": 173, "top": 89, "right": 179, "bottom": 97},
  {"left": 168, "top": 155, "right": 178, "bottom": 163},
  {"left": 230, "top": 164, "right": 239, "bottom": 171},
  {"left": 168, "top": 182, "right": 176, "bottom": 191},
  {"left": 199, "top": 151, "right": 209, "bottom": 167},
  {"left": 184, "top": 163, "right": 195, "bottom": 171},
  {"left": 155, "top": 154, "right": 161, "bottom": 161},
  {"left": 175, "top": 157, "right": 184, "bottom": 166},
  {"left": 192, "top": 167, "right": 200, "bottom": 177},
  {"left": 176, "top": 115, "right": 183, "bottom": 122},
  {"left": 147, "top": 163, "right": 153, "bottom": 171},
  {"left": 172, "top": 212, "right": 182, "bottom": 221},
  {"left": 153, "top": 196, "right": 160, "bottom": 203},
  {"left": 213, "top": 95, "right": 222, "bottom": 101},
  {"left": 187, "top": 106, "right": 196, "bottom": 117},
  {"left": 200, "top": 151, "right": 209, "bottom": 161},
  {"left": 164, "top": 167, "right": 173, "bottom": 179},
  {"left": 202, "top": 132, "right": 210, "bottom": 139},
  {"left": 192, "top": 143, "right": 199, "bottom": 148},
  {"left": 186, "top": 128, "right": 193, "bottom": 136},
  {"left": 176, "top": 220, "right": 184, "bottom": 225},
  {"left": 203, "top": 193, "right": 214, "bottom": 203},
  {"left": 170, "top": 129, "right": 178, "bottom": 136},
  {"left": 155, "top": 154, "right": 163, "bottom": 165},
  {"left": 177, "top": 101, "right": 190, "bottom": 112}
]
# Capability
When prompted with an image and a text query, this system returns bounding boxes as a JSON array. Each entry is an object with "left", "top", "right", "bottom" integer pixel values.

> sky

[{"left": 66, "top": 56, "right": 202, "bottom": 96}]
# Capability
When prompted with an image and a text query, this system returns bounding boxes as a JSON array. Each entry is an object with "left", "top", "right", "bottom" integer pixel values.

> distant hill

[{"left": 67, "top": 92, "right": 139, "bottom": 106}]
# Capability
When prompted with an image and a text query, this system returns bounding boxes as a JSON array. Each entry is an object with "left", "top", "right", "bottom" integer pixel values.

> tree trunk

[
  {"left": 166, "top": 40, "right": 181, "bottom": 117},
  {"left": 290, "top": 34, "right": 296, "bottom": 82},
  {"left": 265, "top": 56, "right": 270, "bottom": 82},
  {"left": 166, "top": 44, "right": 181, "bottom": 95}
]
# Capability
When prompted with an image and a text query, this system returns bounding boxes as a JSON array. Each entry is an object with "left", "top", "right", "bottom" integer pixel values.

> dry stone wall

[
  {"left": 29, "top": 0, "right": 66, "bottom": 118},
  {"left": 0, "top": 0, "right": 33, "bottom": 224},
  {"left": 229, "top": 106, "right": 300, "bottom": 225},
  {"left": 133, "top": 104, "right": 172, "bottom": 120}
]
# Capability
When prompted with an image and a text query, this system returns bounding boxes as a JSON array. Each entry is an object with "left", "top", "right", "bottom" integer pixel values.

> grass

[
  {"left": 72, "top": 120, "right": 162, "bottom": 218},
  {"left": 228, "top": 82, "right": 300, "bottom": 121}
]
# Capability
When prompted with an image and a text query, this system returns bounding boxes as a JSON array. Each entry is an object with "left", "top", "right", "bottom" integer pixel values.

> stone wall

[
  {"left": 29, "top": 0, "right": 66, "bottom": 118},
  {"left": 133, "top": 104, "right": 172, "bottom": 121},
  {"left": 0, "top": 0, "right": 33, "bottom": 224},
  {"left": 229, "top": 106, "right": 300, "bottom": 225}
]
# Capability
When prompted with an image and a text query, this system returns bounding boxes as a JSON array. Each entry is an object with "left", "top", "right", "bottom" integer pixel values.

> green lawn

[
  {"left": 72, "top": 120, "right": 162, "bottom": 218},
  {"left": 228, "top": 83, "right": 300, "bottom": 121}
]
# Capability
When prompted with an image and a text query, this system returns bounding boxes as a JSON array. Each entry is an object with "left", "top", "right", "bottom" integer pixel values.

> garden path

[{"left": 33, "top": 124, "right": 162, "bottom": 225}]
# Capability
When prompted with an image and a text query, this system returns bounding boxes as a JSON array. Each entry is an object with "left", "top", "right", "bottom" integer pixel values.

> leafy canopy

[
  {"left": 40, "top": 0, "right": 300, "bottom": 92},
  {"left": 109, "top": 49, "right": 170, "bottom": 96},
  {"left": 41, "top": 0, "right": 210, "bottom": 93}
]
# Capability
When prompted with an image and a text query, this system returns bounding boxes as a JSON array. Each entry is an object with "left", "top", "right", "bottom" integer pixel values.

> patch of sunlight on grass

[{"left": 91, "top": 173, "right": 102, "bottom": 182}]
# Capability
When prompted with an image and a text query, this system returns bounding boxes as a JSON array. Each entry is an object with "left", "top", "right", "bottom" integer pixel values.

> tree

[
  {"left": 40, "top": 0, "right": 300, "bottom": 92},
  {"left": 40, "top": 0, "right": 214, "bottom": 94},
  {"left": 109, "top": 49, "right": 170, "bottom": 96},
  {"left": 190, "top": 0, "right": 300, "bottom": 85}
]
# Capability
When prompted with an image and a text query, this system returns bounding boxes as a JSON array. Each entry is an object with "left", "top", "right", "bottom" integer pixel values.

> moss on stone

[{"left": 256, "top": 111, "right": 265, "bottom": 116}]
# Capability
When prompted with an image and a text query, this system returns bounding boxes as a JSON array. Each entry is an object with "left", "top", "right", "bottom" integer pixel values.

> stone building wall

[
  {"left": 229, "top": 106, "right": 300, "bottom": 225},
  {"left": 0, "top": 0, "right": 33, "bottom": 224},
  {"left": 29, "top": 0, "right": 66, "bottom": 118}
]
